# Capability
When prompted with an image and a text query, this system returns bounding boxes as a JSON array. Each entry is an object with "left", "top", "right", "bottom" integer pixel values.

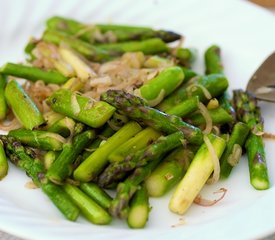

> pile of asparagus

[{"left": 0, "top": 16, "right": 270, "bottom": 228}]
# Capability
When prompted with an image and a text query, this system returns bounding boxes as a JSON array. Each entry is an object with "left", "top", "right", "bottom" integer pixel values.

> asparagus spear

[
  {"left": 63, "top": 183, "right": 112, "bottom": 225},
  {"left": 108, "top": 127, "right": 161, "bottom": 163},
  {"left": 233, "top": 89, "right": 269, "bottom": 190},
  {"left": 73, "top": 121, "right": 142, "bottom": 182},
  {"left": 8, "top": 129, "right": 66, "bottom": 151},
  {"left": 157, "top": 73, "right": 228, "bottom": 112},
  {"left": 46, "top": 130, "right": 96, "bottom": 184},
  {"left": 100, "top": 90, "right": 203, "bottom": 145},
  {"left": 0, "top": 63, "right": 68, "bottom": 84},
  {"left": 135, "top": 66, "right": 184, "bottom": 106},
  {"left": 1, "top": 136, "right": 80, "bottom": 221},
  {"left": 186, "top": 106, "right": 234, "bottom": 126},
  {"left": 169, "top": 134, "right": 226, "bottom": 215},
  {"left": 204, "top": 45, "right": 223, "bottom": 74},
  {"left": 165, "top": 96, "right": 199, "bottom": 117},
  {"left": 97, "top": 38, "right": 168, "bottom": 55},
  {"left": 145, "top": 146, "right": 197, "bottom": 197},
  {"left": 98, "top": 131, "right": 185, "bottom": 188},
  {"left": 42, "top": 30, "right": 112, "bottom": 62},
  {"left": 220, "top": 122, "right": 250, "bottom": 178},
  {"left": 0, "top": 140, "right": 8, "bottom": 180},
  {"left": 5, "top": 80, "right": 45, "bottom": 130},
  {"left": 127, "top": 185, "right": 150, "bottom": 228},
  {"left": 80, "top": 183, "right": 112, "bottom": 210},
  {"left": 0, "top": 74, "right": 7, "bottom": 120},
  {"left": 46, "top": 16, "right": 182, "bottom": 43},
  {"left": 47, "top": 88, "right": 115, "bottom": 128}
]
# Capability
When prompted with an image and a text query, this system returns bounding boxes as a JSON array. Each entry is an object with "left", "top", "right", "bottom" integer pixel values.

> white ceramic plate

[{"left": 0, "top": 0, "right": 275, "bottom": 239}]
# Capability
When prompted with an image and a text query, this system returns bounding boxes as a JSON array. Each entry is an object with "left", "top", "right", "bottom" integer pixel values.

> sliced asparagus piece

[
  {"left": 8, "top": 129, "right": 66, "bottom": 151},
  {"left": 73, "top": 121, "right": 142, "bottom": 182},
  {"left": 5, "top": 80, "right": 45, "bottom": 130},
  {"left": 0, "top": 74, "right": 7, "bottom": 120},
  {"left": 233, "top": 89, "right": 270, "bottom": 190},
  {"left": 63, "top": 183, "right": 112, "bottom": 225},
  {"left": 127, "top": 185, "right": 150, "bottom": 228},
  {"left": 169, "top": 134, "right": 226, "bottom": 215},
  {"left": 47, "top": 88, "right": 115, "bottom": 128},
  {"left": 0, "top": 63, "right": 68, "bottom": 84}
]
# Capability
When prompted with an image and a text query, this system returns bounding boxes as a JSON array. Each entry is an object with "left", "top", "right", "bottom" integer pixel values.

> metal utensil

[{"left": 246, "top": 52, "right": 275, "bottom": 102}]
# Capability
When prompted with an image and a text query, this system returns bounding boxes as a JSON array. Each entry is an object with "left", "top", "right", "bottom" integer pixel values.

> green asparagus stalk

[
  {"left": 145, "top": 146, "right": 197, "bottom": 197},
  {"left": 97, "top": 38, "right": 168, "bottom": 55},
  {"left": 46, "top": 130, "right": 96, "bottom": 184},
  {"left": 157, "top": 73, "right": 228, "bottom": 112},
  {"left": 97, "top": 25, "right": 181, "bottom": 43},
  {"left": 0, "top": 140, "right": 8, "bottom": 180},
  {"left": 169, "top": 134, "right": 226, "bottom": 215},
  {"left": 220, "top": 122, "right": 250, "bottom": 178},
  {"left": 186, "top": 106, "right": 234, "bottom": 126},
  {"left": 1, "top": 136, "right": 80, "bottom": 221},
  {"left": 8, "top": 129, "right": 66, "bottom": 151},
  {"left": 109, "top": 153, "right": 164, "bottom": 219},
  {"left": 73, "top": 121, "right": 142, "bottom": 182},
  {"left": 127, "top": 185, "right": 150, "bottom": 228},
  {"left": 135, "top": 66, "right": 184, "bottom": 106},
  {"left": 42, "top": 30, "right": 111, "bottom": 62},
  {"left": 108, "top": 127, "right": 161, "bottom": 163},
  {"left": 233, "top": 89, "right": 269, "bottom": 190},
  {"left": 100, "top": 90, "right": 203, "bottom": 145},
  {"left": 204, "top": 45, "right": 223, "bottom": 74},
  {"left": 98, "top": 131, "right": 185, "bottom": 188},
  {"left": 165, "top": 96, "right": 199, "bottom": 117},
  {"left": 80, "top": 183, "right": 112, "bottom": 210},
  {"left": 63, "top": 183, "right": 112, "bottom": 225},
  {"left": 47, "top": 88, "right": 115, "bottom": 128},
  {"left": 5, "top": 80, "right": 45, "bottom": 130},
  {"left": 0, "top": 74, "right": 7, "bottom": 120},
  {"left": 46, "top": 16, "right": 181, "bottom": 43},
  {"left": 0, "top": 63, "right": 68, "bottom": 84}
]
